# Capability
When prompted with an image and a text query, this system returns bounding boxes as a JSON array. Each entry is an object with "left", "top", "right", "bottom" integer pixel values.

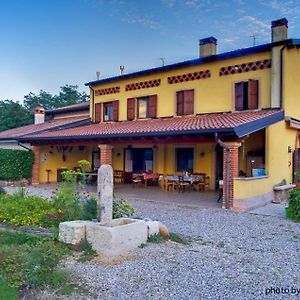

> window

[
  {"left": 176, "top": 90, "right": 194, "bottom": 116},
  {"left": 235, "top": 79, "right": 258, "bottom": 111},
  {"left": 176, "top": 148, "right": 194, "bottom": 172},
  {"left": 137, "top": 97, "right": 149, "bottom": 119},
  {"left": 103, "top": 102, "right": 114, "bottom": 121}
]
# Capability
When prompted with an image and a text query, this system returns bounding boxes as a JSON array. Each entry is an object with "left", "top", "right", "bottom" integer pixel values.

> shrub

[
  {"left": 0, "top": 191, "right": 53, "bottom": 227},
  {"left": 81, "top": 196, "right": 136, "bottom": 220},
  {"left": 0, "top": 149, "right": 34, "bottom": 180},
  {"left": 286, "top": 188, "right": 300, "bottom": 222}
]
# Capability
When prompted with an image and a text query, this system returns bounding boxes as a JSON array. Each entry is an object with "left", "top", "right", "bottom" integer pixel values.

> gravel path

[
  {"left": 63, "top": 200, "right": 300, "bottom": 300},
  {"left": 3, "top": 185, "right": 300, "bottom": 299}
]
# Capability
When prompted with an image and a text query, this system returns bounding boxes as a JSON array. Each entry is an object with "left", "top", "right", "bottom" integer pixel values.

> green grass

[
  {"left": 0, "top": 229, "right": 71, "bottom": 292},
  {"left": 0, "top": 276, "right": 18, "bottom": 300}
]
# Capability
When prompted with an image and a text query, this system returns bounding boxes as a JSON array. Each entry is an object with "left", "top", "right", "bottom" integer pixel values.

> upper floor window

[
  {"left": 127, "top": 95, "right": 157, "bottom": 121},
  {"left": 94, "top": 100, "right": 119, "bottom": 123},
  {"left": 235, "top": 79, "right": 258, "bottom": 111},
  {"left": 176, "top": 90, "right": 194, "bottom": 116},
  {"left": 103, "top": 102, "right": 114, "bottom": 121},
  {"left": 137, "top": 97, "right": 149, "bottom": 119}
]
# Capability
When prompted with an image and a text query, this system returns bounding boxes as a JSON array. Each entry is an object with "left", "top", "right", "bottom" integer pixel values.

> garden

[{"left": 0, "top": 165, "right": 136, "bottom": 299}]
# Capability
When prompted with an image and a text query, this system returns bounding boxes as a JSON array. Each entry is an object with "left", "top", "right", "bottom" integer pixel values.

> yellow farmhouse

[{"left": 2, "top": 18, "right": 300, "bottom": 211}]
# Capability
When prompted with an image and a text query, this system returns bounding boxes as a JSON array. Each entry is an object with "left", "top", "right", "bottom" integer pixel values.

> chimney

[
  {"left": 199, "top": 37, "right": 217, "bottom": 58},
  {"left": 96, "top": 71, "right": 100, "bottom": 80},
  {"left": 34, "top": 107, "right": 45, "bottom": 124},
  {"left": 271, "top": 18, "right": 288, "bottom": 108},
  {"left": 271, "top": 18, "right": 288, "bottom": 42}
]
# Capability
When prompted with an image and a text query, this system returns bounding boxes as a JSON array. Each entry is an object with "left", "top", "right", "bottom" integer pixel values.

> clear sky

[{"left": 0, "top": 0, "right": 299, "bottom": 102}]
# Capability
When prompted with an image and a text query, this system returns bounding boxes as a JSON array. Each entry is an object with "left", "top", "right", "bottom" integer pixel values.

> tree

[
  {"left": 23, "top": 90, "right": 54, "bottom": 111},
  {"left": 0, "top": 100, "right": 33, "bottom": 131},
  {"left": 23, "top": 85, "right": 88, "bottom": 111}
]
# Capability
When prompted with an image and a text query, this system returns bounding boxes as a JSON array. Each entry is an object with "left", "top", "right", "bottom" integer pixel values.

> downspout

[
  {"left": 279, "top": 44, "right": 286, "bottom": 108},
  {"left": 215, "top": 133, "right": 230, "bottom": 209},
  {"left": 89, "top": 86, "right": 95, "bottom": 122}
]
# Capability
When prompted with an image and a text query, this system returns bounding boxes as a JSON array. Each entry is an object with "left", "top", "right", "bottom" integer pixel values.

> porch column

[
  {"left": 31, "top": 146, "right": 40, "bottom": 185},
  {"left": 222, "top": 142, "right": 241, "bottom": 209},
  {"left": 98, "top": 144, "right": 113, "bottom": 166}
]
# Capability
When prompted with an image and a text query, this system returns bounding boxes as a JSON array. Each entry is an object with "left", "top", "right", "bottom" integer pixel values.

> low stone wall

[{"left": 0, "top": 178, "right": 30, "bottom": 187}]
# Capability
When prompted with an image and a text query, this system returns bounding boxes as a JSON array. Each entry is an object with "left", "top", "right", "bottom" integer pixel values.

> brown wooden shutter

[
  {"left": 235, "top": 82, "right": 244, "bottom": 111},
  {"left": 248, "top": 79, "right": 258, "bottom": 109},
  {"left": 127, "top": 98, "right": 136, "bottom": 121},
  {"left": 149, "top": 95, "right": 157, "bottom": 118},
  {"left": 113, "top": 100, "right": 119, "bottom": 121},
  {"left": 176, "top": 91, "right": 184, "bottom": 116},
  {"left": 94, "top": 103, "right": 101, "bottom": 123},
  {"left": 183, "top": 90, "right": 194, "bottom": 115}
]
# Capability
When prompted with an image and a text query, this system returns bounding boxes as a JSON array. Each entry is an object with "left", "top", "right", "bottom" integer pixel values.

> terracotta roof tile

[
  {"left": 0, "top": 116, "right": 90, "bottom": 140},
  {"left": 21, "top": 109, "right": 283, "bottom": 141}
]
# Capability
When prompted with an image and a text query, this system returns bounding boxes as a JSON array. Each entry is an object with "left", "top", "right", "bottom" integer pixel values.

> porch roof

[
  {"left": 20, "top": 109, "right": 283, "bottom": 142},
  {"left": 0, "top": 116, "right": 90, "bottom": 141}
]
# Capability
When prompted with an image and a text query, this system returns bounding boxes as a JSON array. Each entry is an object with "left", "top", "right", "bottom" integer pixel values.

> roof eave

[{"left": 84, "top": 40, "right": 296, "bottom": 87}]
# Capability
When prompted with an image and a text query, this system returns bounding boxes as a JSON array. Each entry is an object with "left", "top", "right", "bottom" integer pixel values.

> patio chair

[
  {"left": 163, "top": 176, "right": 175, "bottom": 191},
  {"left": 174, "top": 176, "right": 192, "bottom": 193},
  {"left": 192, "top": 173, "right": 206, "bottom": 191},
  {"left": 113, "top": 170, "right": 124, "bottom": 184},
  {"left": 132, "top": 174, "right": 143, "bottom": 188}
]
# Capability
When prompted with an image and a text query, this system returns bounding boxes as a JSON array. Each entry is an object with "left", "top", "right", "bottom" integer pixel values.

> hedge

[{"left": 0, "top": 149, "right": 34, "bottom": 180}]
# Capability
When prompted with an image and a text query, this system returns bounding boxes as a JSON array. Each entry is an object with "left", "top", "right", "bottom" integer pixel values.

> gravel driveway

[
  {"left": 64, "top": 200, "right": 300, "bottom": 300},
  {"left": 3, "top": 185, "right": 300, "bottom": 299}
]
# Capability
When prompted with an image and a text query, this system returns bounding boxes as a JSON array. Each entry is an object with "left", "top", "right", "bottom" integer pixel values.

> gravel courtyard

[
  {"left": 63, "top": 200, "right": 300, "bottom": 300},
  {"left": 4, "top": 186, "right": 300, "bottom": 299}
]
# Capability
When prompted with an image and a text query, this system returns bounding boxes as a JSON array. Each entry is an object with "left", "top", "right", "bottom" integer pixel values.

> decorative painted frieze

[
  {"left": 219, "top": 59, "right": 271, "bottom": 76},
  {"left": 168, "top": 70, "right": 211, "bottom": 84},
  {"left": 125, "top": 79, "right": 161, "bottom": 91},
  {"left": 95, "top": 86, "right": 120, "bottom": 96}
]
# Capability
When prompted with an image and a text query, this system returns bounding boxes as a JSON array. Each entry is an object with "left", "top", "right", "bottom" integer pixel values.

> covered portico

[{"left": 21, "top": 109, "right": 284, "bottom": 210}]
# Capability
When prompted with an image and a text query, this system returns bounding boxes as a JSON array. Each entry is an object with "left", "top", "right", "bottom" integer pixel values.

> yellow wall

[
  {"left": 234, "top": 121, "right": 297, "bottom": 200},
  {"left": 91, "top": 52, "right": 272, "bottom": 120},
  {"left": 284, "top": 47, "right": 300, "bottom": 120},
  {"left": 39, "top": 146, "right": 91, "bottom": 183}
]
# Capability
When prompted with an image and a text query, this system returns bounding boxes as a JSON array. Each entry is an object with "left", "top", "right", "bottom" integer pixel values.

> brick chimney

[
  {"left": 271, "top": 18, "right": 288, "bottom": 43},
  {"left": 34, "top": 107, "right": 45, "bottom": 124},
  {"left": 199, "top": 37, "right": 217, "bottom": 58}
]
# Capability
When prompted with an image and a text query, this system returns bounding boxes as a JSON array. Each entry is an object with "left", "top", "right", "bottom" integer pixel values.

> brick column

[
  {"left": 222, "top": 142, "right": 241, "bottom": 209},
  {"left": 98, "top": 144, "right": 113, "bottom": 166},
  {"left": 31, "top": 146, "right": 40, "bottom": 185}
]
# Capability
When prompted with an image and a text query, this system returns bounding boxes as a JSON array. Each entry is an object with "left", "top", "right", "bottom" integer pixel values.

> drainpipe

[
  {"left": 279, "top": 44, "right": 286, "bottom": 108},
  {"left": 215, "top": 133, "right": 230, "bottom": 209},
  {"left": 89, "top": 86, "right": 95, "bottom": 122}
]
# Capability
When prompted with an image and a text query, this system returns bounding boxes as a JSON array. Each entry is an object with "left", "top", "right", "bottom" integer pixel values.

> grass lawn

[
  {"left": 0, "top": 229, "right": 72, "bottom": 298},
  {"left": 0, "top": 276, "right": 18, "bottom": 300}
]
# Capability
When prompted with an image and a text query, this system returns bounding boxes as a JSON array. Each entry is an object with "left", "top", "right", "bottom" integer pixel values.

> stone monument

[{"left": 97, "top": 164, "right": 113, "bottom": 223}]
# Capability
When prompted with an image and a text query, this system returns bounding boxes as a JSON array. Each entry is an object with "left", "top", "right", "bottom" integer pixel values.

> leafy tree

[
  {"left": 0, "top": 100, "right": 33, "bottom": 131},
  {"left": 0, "top": 85, "right": 88, "bottom": 132},
  {"left": 23, "top": 85, "right": 88, "bottom": 111},
  {"left": 23, "top": 90, "right": 54, "bottom": 111}
]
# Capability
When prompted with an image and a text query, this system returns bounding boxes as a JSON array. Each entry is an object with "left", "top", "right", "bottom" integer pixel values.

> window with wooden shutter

[
  {"left": 127, "top": 98, "right": 136, "bottom": 121},
  {"left": 183, "top": 90, "right": 194, "bottom": 115},
  {"left": 235, "top": 79, "right": 259, "bottom": 111},
  {"left": 248, "top": 79, "right": 258, "bottom": 109},
  {"left": 235, "top": 82, "right": 244, "bottom": 111},
  {"left": 94, "top": 103, "right": 102, "bottom": 123},
  {"left": 176, "top": 91, "right": 184, "bottom": 116},
  {"left": 113, "top": 100, "right": 119, "bottom": 121},
  {"left": 149, "top": 95, "right": 157, "bottom": 118},
  {"left": 293, "top": 148, "right": 300, "bottom": 183}
]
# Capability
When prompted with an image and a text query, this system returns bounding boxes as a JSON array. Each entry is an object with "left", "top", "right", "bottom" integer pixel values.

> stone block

[
  {"left": 59, "top": 220, "right": 93, "bottom": 245},
  {"left": 146, "top": 221, "right": 160, "bottom": 237},
  {"left": 86, "top": 218, "right": 148, "bottom": 258}
]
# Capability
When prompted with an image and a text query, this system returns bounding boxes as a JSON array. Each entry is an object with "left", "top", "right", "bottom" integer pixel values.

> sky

[{"left": 0, "top": 0, "right": 299, "bottom": 102}]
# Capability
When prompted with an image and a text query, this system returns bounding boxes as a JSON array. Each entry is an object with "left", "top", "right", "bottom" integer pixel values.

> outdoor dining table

[{"left": 167, "top": 175, "right": 193, "bottom": 183}]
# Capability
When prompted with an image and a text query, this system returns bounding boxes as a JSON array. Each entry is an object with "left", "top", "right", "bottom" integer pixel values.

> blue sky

[{"left": 0, "top": 0, "right": 299, "bottom": 102}]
